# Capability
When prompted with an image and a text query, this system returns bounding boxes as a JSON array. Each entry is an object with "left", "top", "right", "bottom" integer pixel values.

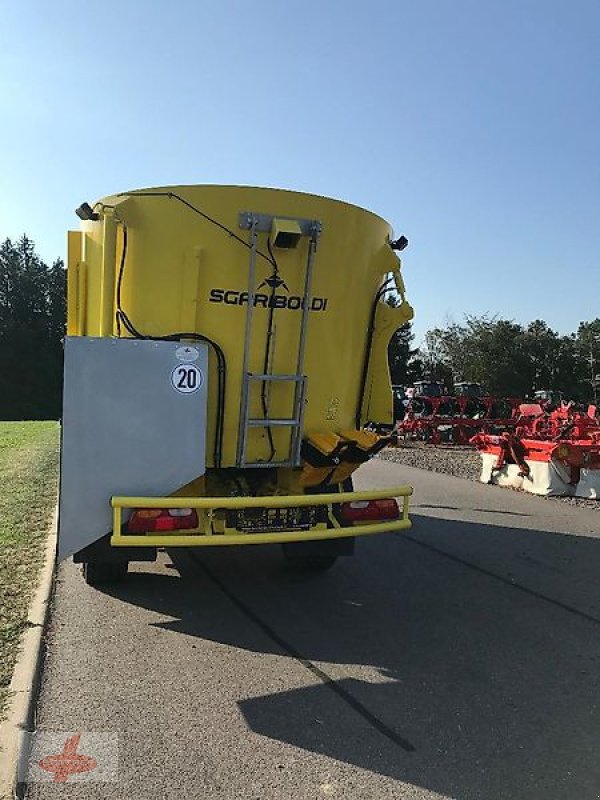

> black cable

[
  {"left": 355, "top": 275, "right": 395, "bottom": 429},
  {"left": 114, "top": 225, "right": 226, "bottom": 467},
  {"left": 111, "top": 189, "right": 283, "bottom": 466},
  {"left": 118, "top": 190, "right": 276, "bottom": 268},
  {"left": 259, "top": 238, "right": 279, "bottom": 462},
  {"left": 115, "top": 225, "right": 128, "bottom": 337},
  {"left": 160, "top": 330, "right": 226, "bottom": 471}
]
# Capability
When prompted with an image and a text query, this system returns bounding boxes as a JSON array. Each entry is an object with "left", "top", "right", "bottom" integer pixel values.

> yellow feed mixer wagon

[{"left": 59, "top": 185, "right": 414, "bottom": 584}]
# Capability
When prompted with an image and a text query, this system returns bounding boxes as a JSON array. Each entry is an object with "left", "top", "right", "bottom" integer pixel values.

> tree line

[
  {"left": 389, "top": 315, "right": 600, "bottom": 401},
  {"left": 0, "top": 236, "right": 65, "bottom": 419},
  {"left": 0, "top": 235, "right": 597, "bottom": 419}
]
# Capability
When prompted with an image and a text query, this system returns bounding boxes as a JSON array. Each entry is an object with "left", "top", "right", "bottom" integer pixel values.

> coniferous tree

[{"left": 0, "top": 236, "right": 66, "bottom": 419}]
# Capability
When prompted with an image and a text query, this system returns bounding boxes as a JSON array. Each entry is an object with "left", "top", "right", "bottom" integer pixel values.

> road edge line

[{"left": 0, "top": 505, "right": 57, "bottom": 800}]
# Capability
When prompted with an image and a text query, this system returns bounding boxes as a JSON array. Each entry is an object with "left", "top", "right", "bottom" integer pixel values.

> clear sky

[{"left": 1, "top": 0, "right": 598, "bottom": 343}]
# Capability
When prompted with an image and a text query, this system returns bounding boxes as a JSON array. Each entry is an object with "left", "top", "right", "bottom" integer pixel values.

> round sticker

[
  {"left": 171, "top": 364, "right": 203, "bottom": 394},
  {"left": 175, "top": 345, "right": 200, "bottom": 363}
]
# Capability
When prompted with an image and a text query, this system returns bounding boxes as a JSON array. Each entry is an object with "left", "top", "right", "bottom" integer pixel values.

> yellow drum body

[{"left": 68, "top": 184, "right": 413, "bottom": 471}]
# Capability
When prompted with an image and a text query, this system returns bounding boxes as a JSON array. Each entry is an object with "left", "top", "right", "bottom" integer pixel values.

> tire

[
  {"left": 82, "top": 560, "right": 128, "bottom": 586},
  {"left": 281, "top": 476, "right": 355, "bottom": 572}
]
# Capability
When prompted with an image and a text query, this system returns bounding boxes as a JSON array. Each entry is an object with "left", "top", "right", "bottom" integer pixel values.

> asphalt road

[{"left": 24, "top": 459, "right": 600, "bottom": 800}]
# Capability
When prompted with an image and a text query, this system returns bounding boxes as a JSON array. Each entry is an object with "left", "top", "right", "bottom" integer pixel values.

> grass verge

[{"left": 0, "top": 422, "right": 59, "bottom": 720}]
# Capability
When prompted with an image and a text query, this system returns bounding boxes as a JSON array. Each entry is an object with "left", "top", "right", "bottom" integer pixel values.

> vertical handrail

[
  {"left": 291, "top": 377, "right": 308, "bottom": 465},
  {"left": 236, "top": 218, "right": 259, "bottom": 466},
  {"left": 290, "top": 226, "right": 319, "bottom": 465}
]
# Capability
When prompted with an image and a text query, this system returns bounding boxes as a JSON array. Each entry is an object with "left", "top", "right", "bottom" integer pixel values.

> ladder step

[
  {"left": 247, "top": 418, "right": 300, "bottom": 427},
  {"left": 248, "top": 374, "right": 305, "bottom": 382}
]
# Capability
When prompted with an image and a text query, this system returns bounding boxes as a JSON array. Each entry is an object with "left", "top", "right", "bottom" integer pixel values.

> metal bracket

[{"left": 238, "top": 211, "right": 322, "bottom": 238}]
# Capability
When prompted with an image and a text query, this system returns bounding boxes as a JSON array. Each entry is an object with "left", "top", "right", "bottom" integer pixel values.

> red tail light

[
  {"left": 126, "top": 508, "right": 199, "bottom": 533},
  {"left": 340, "top": 498, "right": 400, "bottom": 523}
]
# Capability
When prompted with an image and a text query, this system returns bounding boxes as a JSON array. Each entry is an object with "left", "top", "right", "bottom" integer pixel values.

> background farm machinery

[
  {"left": 395, "top": 382, "right": 521, "bottom": 445},
  {"left": 394, "top": 378, "right": 600, "bottom": 497},
  {"left": 471, "top": 402, "right": 600, "bottom": 497}
]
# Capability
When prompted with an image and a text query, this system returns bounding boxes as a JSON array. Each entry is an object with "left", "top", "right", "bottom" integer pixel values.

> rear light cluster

[
  {"left": 340, "top": 498, "right": 399, "bottom": 523},
  {"left": 125, "top": 499, "right": 399, "bottom": 533},
  {"left": 126, "top": 508, "right": 198, "bottom": 533}
]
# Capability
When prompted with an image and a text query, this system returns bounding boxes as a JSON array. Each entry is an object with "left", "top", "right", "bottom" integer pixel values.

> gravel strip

[
  {"left": 380, "top": 442, "right": 481, "bottom": 482},
  {"left": 378, "top": 442, "right": 600, "bottom": 511}
]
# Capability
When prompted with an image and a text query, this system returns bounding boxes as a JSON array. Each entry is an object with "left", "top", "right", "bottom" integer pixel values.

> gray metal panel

[{"left": 58, "top": 337, "right": 208, "bottom": 560}]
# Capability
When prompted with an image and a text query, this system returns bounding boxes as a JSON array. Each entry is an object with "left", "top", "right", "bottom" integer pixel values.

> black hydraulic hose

[
  {"left": 115, "top": 225, "right": 128, "bottom": 337},
  {"left": 115, "top": 225, "right": 226, "bottom": 468},
  {"left": 159, "top": 330, "right": 226, "bottom": 470},
  {"left": 118, "top": 190, "right": 276, "bottom": 269},
  {"left": 355, "top": 276, "right": 395, "bottom": 429},
  {"left": 111, "top": 189, "right": 280, "bottom": 467},
  {"left": 257, "top": 239, "right": 279, "bottom": 461}
]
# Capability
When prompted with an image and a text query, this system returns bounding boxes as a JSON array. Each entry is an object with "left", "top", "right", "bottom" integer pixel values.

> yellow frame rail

[{"left": 110, "top": 486, "right": 412, "bottom": 547}]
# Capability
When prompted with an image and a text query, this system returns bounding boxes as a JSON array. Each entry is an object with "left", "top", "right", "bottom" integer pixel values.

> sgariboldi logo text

[{"left": 209, "top": 271, "right": 329, "bottom": 312}]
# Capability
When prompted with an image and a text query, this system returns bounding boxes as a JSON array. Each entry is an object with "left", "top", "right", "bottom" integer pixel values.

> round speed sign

[{"left": 170, "top": 364, "right": 203, "bottom": 394}]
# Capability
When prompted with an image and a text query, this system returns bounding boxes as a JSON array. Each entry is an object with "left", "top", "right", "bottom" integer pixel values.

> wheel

[
  {"left": 82, "top": 560, "right": 128, "bottom": 586},
  {"left": 281, "top": 551, "right": 338, "bottom": 572},
  {"left": 281, "top": 477, "right": 355, "bottom": 572}
]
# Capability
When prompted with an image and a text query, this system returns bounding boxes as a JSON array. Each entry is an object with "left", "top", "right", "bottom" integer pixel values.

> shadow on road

[{"left": 100, "top": 514, "right": 600, "bottom": 799}]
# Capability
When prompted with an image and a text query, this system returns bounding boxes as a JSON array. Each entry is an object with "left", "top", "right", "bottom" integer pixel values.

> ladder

[{"left": 236, "top": 212, "right": 321, "bottom": 468}]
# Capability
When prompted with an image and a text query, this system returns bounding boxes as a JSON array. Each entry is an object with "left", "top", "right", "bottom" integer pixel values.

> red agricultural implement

[
  {"left": 396, "top": 393, "right": 521, "bottom": 445},
  {"left": 471, "top": 403, "right": 600, "bottom": 498}
]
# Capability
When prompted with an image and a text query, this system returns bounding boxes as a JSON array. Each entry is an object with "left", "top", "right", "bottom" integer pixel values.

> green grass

[{"left": 0, "top": 422, "right": 59, "bottom": 719}]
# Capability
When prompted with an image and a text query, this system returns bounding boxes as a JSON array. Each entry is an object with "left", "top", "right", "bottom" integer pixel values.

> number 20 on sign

[{"left": 170, "top": 364, "right": 203, "bottom": 394}]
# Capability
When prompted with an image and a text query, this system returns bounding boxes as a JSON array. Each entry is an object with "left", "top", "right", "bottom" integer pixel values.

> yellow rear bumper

[{"left": 110, "top": 486, "right": 412, "bottom": 547}]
